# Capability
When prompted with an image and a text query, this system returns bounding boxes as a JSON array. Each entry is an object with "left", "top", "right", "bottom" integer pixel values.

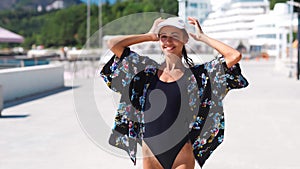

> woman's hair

[
  {"left": 182, "top": 45, "right": 194, "bottom": 67},
  {"left": 179, "top": 29, "right": 194, "bottom": 67},
  {"left": 180, "top": 29, "right": 194, "bottom": 67}
]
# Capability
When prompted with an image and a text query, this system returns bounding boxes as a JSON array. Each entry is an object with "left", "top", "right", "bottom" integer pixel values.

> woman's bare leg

[
  {"left": 172, "top": 141, "right": 195, "bottom": 169},
  {"left": 142, "top": 141, "right": 195, "bottom": 169},
  {"left": 142, "top": 141, "right": 163, "bottom": 169}
]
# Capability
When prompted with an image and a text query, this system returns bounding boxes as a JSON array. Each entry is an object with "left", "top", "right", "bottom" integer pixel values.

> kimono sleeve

[
  {"left": 100, "top": 47, "right": 145, "bottom": 93},
  {"left": 204, "top": 55, "right": 249, "bottom": 92}
]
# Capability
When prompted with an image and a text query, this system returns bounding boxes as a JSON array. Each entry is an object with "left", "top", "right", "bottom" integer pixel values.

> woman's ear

[
  {"left": 183, "top": 36, "right": 189, "bottom": 44},
  {"left": 182, "top": 30, "right": 189, "bottom": 44}
]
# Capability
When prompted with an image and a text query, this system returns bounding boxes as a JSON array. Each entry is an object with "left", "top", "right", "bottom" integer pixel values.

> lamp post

[
  {"left": 289, "top": 0, "right": 294, "bottom": 78},
  {"left": 298, "top": 12, "right": 300, "bottom": 80},
  {"left": 98, "top": 0, "right": 102, "bottom": 48},
  {"left": 177, "top": 0, "right": 187, "bottom": 20},
  {"left": 288, "top": 0, "right": 300, "bottom": 80},
  {"left": 86, "top": 0, "right": 91, "bottom": 49},
  {"left": 294, "top": 1, "right": 300, "bottom": 80}
]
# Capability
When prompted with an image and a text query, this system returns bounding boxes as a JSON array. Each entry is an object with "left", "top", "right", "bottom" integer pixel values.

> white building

[
  {"left": 249, "top": 3, "right": 297, "bottom": 59},
  {"left": 202, "top": 0, "right": 270, "bottom": 53},
  {"left": 46, "top": 0, "right": 64, "bottom": 11},
  {"left": 178, "top": 0, "right": 212, "bottom": 24},
  {"left": 37, "top": 5, "right": 43, "bottom": 12},
  {"left": 202, "top": 0, "right": 299, "bottom": 60},
  {"left": 184, "top": 0, "right": 298, "bottom": 77}
]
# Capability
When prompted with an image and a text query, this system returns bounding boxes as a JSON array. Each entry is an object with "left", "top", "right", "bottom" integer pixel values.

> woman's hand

[
  {"left": 187, "top": 16, "right": 205, "bottom": 42},
  {"left": 187, "top": 16, "right": 241, "bottom": 67},
  {"left": 108, "top": 18, "right": 164, "bottom": 58},
  {"left": 148, "top": 17, "right": 165, "bottom": 41}
]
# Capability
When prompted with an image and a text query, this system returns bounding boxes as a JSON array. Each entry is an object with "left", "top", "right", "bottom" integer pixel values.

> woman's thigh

[
  {"left": 142, "top": 141, "right": 163, "bottom": 169},
  {"left": 142, "top": 140, "right": 195, "bottom": 169},
  {"left": 172, "top": 141, "right": 195, "bottom": 169}
]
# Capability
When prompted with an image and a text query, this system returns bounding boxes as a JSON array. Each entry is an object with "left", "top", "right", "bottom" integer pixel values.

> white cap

[{"left": 155, "top": 17, "right": 186, "bottom": 34}]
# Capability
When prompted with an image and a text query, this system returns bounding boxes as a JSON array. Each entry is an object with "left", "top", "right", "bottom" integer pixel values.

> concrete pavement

[{"left": 0, "top": 59, "right": 300, "bottom": 169}]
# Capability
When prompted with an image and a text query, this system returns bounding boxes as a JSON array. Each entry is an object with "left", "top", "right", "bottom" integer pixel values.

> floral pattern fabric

[{"left": 100, "top": 47, "right": 248, "bottom": 167}]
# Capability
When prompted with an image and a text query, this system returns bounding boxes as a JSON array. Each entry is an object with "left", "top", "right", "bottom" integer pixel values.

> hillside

[
  {"left": 0, "top": 0, "right": 178, "bottom": 49},
  {"left": 0, "top": 0, "right": 82, "bottom": 11}
]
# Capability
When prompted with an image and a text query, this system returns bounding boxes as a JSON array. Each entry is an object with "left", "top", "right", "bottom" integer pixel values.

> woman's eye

[
  {"left": 159, "top": 35, "right": 180, "bottom": 41},
  {"left": 160, "top": 35, "right": 168, "bottom": 41}
]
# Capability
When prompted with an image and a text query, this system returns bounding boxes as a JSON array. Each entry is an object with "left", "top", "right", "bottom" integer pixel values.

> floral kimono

[{"left": 100, "top": 47, "right": 248, "bottom": 167}]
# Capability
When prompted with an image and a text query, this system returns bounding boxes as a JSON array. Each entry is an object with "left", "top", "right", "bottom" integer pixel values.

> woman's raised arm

[
  {"left": 107, "top": 18, "right": 164, "bottom": 58},
  {"left": 107, "top": 34, "right": 155, "bottom": 58},
  {"left": 188, "top": 17, "right": 241, "bottom": 68}
]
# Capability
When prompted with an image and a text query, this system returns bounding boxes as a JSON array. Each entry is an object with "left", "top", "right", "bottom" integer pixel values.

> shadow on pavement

[
  {"left": 0, "top": 114, "right": 30, "bottom": 119},
  {"left": 3, "top": 86, "right": 77, "bottom": 109}
]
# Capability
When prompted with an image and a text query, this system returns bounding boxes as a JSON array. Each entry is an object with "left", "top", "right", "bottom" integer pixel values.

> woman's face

[{"left": 158, "top": 26, "right": 188, "bottom": 57}]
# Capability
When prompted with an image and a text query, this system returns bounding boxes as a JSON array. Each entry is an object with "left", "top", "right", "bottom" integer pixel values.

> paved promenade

[{"left": 0, "top": 59, "right": 300, "bottom": 169}]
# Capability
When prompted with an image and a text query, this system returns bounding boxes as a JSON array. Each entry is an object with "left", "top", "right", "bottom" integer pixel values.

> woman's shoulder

[{"left": 189, "top": 63, "right": 205, "bottom": 71}]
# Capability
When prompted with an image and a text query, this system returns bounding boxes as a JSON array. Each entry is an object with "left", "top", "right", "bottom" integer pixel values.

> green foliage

[
  {"left": 102, "top": 12, "right": 175, "bottom": 36},
  {"left": 0, "top": 0, "right": 82, "bottom": 11},
  {"left": 270, "top": 0, "right": 288, "bottom": 9},
  {"left": 0, "top": 0, "right": 178, "bottom": 49}
]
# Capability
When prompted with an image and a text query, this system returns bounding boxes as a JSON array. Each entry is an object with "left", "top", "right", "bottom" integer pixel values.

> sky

[
  {"left": 80, "top": 0, "right": 231, "bottom": 7},
  {"left": 80, "top": 0, "right": 115, "bottom": 4}
]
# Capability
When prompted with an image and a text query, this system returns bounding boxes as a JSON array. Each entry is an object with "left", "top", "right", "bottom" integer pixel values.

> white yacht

[
  {"left": 250, "top": 3, "right": 298, "bottom": 59},
  {"left": 202, "top": 0, "right": 270, "bottom": 55}
]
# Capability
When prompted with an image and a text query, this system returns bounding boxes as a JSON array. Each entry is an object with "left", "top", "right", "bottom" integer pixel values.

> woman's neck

[
  {"left": 164, "top": 55, "right": 184, "bottom": 72},
  {"left": 158, "top": 56, "right": 185, "bottom": 83}
]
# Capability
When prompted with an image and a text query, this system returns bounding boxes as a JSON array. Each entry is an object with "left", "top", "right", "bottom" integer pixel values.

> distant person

[{"left": 101, "top": 16, "right": 248, "bottom": 169}]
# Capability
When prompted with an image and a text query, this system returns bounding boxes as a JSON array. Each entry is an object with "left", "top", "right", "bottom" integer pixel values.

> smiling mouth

[{"left": 164, "top": 46, "right": 175, "bottom": 51}]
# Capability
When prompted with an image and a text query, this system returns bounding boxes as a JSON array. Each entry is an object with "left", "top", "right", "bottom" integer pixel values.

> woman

[{"left": 101, "top": 16, "right": 248, "bottom": 169}]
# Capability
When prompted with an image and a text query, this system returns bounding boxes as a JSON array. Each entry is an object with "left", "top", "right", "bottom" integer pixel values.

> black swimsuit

[{"left": 144, "top": 73, "right": 191, "bottom": 169}]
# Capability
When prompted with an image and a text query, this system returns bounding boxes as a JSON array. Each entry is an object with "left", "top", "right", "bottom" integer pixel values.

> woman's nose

[
  {"left": 166, "top": 36, "right": 173, "bottom": 42},
  {"left": 163, "top": 36, "right": 175, "bottom": 44}
]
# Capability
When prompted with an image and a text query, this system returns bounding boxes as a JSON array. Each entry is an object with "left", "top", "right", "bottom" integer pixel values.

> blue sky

[
  {"left": 80, "top": 0, "right": 116, "bottom": 4},
  {"left": 80, "top": 0, "right": 228, "bottom": 7}
]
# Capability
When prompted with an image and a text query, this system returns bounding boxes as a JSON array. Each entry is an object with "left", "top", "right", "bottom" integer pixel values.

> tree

[
  {"left": 0, "top": 0, "right": 179, "bottom": 49},
  {"left": 270, "top": 0, "right": 286, "bottom": 9}
]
